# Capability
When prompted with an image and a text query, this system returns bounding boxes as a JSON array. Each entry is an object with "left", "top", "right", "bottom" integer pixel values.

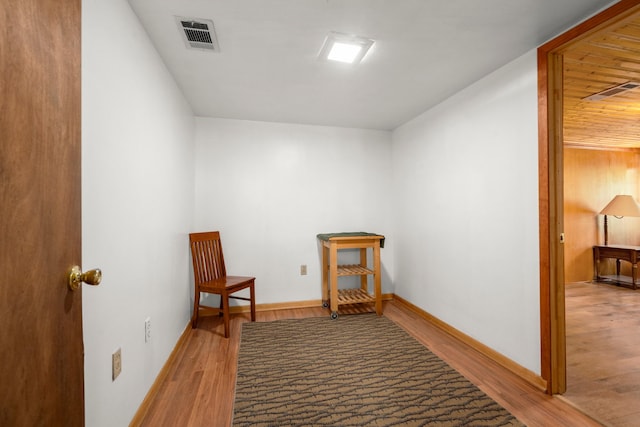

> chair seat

[{"left": 199, "top": 275, "right": 255, "bottom": 292}]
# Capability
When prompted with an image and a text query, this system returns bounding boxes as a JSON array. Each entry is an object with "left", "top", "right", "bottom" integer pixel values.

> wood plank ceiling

[{"left": 563, "top": 12, "right": 640, "bottom": 149}]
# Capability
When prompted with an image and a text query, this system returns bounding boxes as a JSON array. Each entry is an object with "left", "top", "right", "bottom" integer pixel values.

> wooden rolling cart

[{"left": 317, "top": 232, "right": 384, "bottom": 319}]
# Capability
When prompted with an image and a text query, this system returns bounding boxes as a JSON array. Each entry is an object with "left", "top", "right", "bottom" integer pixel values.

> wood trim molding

[
  {"left": 392, "top": 295, "right": 547, "bottom": 392},
  {"left": 537, "top": 44, "right": 552, "bottom": 393},
  {"left": 563, "top": 143, "right": 640, "bottom": 153},
  {"left": 537, "top": 0, "right": 640, "bottom": 395}
]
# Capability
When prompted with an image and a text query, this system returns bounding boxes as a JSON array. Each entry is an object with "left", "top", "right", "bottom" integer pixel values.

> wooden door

[{"left": 0, "top": 0, "right": 83, "bottom": 425}]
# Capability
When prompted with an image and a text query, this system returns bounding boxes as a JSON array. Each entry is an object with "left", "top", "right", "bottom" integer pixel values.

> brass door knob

[{"left": 68, "top": 265, "right": 102, "bottom": 291}]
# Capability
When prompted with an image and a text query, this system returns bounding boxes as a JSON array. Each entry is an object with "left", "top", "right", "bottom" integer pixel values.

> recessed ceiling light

[
  {"left": 327, "top": 42, "right": 362, "bottom": 63},
  {"left": 318, "top": 31, "right": 374, "bottom": 65}
]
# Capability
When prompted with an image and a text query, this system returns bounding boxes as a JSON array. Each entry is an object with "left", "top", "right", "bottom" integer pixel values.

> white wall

[
  {"left": 194, "top": 118, "right": 394, "bottom": 305},
  {"left": 392, "top": 50, "right": 541, "bottom": 373},
  {"left": 82, "top": 0, "right": 195, "bottom": 425}
]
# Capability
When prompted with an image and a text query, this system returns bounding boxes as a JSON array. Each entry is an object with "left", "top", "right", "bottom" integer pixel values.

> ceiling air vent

[
  {"left": 584, "top": 81, "right": 640, "bottom": 101},
  {"left": 176, "top": 17, "right": 219, "bottom": 51}
]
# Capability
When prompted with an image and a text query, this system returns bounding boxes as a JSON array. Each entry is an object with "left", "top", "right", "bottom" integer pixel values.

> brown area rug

[{"left": 233, "top": 314, "right": 524, "bottom": 426}]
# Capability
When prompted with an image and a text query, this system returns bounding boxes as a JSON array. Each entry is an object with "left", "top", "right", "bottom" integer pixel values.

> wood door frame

[{"left": 538, "top": 0, "right": 640, "bottom": 394}]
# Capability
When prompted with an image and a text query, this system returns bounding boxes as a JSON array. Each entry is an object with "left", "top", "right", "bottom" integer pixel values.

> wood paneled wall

[{"left": 564, "top": 147, "right": 640, "bottom": 282}]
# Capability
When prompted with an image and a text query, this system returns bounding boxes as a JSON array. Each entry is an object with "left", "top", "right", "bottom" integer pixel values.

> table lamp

[{"left": 599, "top": 194, "right": 640, "bottom": 245}]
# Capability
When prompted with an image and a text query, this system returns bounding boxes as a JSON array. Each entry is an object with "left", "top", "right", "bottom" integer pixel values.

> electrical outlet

[
  {"left": 112, "top": 348, "right": 122, "bottom": 381},
  {"left": 145, "top": 317, "right": 151, "bottom": 343},
  {"left": 300, "top": 265, "right": 307, "bottom": 275}
]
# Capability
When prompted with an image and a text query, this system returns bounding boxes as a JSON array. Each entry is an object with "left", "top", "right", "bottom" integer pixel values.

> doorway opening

[{"left": 538, "top": 0, "right": 640, "bottom": 410}]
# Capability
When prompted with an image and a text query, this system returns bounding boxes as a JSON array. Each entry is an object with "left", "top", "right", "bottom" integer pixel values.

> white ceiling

[{"left": 128, "top": 0, "right": 615, "bottom": 130}]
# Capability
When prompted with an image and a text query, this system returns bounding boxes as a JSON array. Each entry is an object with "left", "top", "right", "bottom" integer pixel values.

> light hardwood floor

[
  {"left": 135, "top": 300, "right": 603, "bottom": 427},
  {"left": 564, "top": 281, "right": 640, "bottom": 427}
]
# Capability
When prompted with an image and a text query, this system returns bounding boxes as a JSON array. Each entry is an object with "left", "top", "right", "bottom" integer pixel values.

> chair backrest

[{"left": 189, "top": 231, "right": 227, "bottom": 285}]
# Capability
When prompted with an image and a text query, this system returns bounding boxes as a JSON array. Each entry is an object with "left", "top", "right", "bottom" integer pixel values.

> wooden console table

[
  {"left": 317, "top": 233, "right": 384, "bottom": 319},
  {"left": 593, "top": 244, "right": 640, "bottom": 289}
]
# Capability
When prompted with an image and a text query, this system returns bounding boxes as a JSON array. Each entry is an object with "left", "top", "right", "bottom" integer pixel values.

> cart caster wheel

[
  {"left": 322, "top": 300, "right": 329, "bottom": 308},
  {"left": 330, "top": 312, "right": 338, "bottom": 320}
]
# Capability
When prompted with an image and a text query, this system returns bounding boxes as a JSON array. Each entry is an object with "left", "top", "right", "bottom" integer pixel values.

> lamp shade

[{"left": 600, "top": 195, "right": 640, "bottom": 217}]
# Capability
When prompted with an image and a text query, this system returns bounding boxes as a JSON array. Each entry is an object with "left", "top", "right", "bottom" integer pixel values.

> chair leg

[
  {"left": 191, "top": 290, "right": 200, "bottom": 329},
  {"left": 222, "top": 292, "right": 231, "bottom": 338},
  {"left": 250, "top": 282, "right": 256, "bottom": 322}
]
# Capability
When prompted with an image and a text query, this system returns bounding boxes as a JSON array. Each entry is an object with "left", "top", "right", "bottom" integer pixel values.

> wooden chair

[{"left": 189, "top": 231, "right": 256, "bottom": 338}]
